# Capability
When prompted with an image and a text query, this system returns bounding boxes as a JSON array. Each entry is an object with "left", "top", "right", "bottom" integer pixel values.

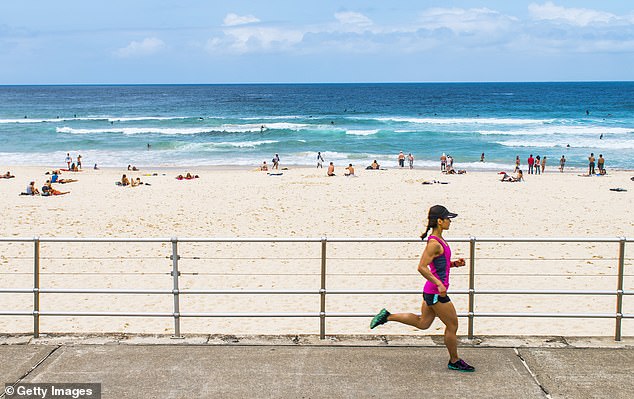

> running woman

[{"left": 370, "top": 204, "right": 475, "bottom": 372}]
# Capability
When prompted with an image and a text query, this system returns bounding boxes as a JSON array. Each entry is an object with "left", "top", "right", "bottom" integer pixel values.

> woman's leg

[
  {"left": 431, "top": 301, "right": 459, "bottom": 362},
  {"left": 387, "top": 301, "right": 436, "bottom": 330}
]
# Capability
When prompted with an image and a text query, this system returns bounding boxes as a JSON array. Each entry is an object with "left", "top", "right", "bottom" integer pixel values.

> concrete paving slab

[
  {"left": 0, "top": 346, "right": 57, "bottom": 384},
  {"left": 5, "top": 333, "right": 634, "bottom": 348},
  {"left": 0, "top": 335, "right": 32, "bottom": 345},
  {"left": 21, "top": 346, "right": 545, "bottom": 399},
  {"left": 520, "top": 348, "right": 634, "bottom": 399}
]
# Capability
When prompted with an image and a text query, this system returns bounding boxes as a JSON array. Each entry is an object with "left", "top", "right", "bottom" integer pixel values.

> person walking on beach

[
  {"left": 534, "top": 156, "right": 541, "bottom": 175},
  {"left": 515, "top": 156, "right": 521, "bottom": 172},
  {"left": 65, "top": 153, "right": 72, "bottom": 170},
  {"left": 598, "top": 154, "right": 605, "bottom": 174},
  {"left": 440, "top": 153, "right": 447, "bottom": 172},
  {"left": 527, "top": 154, "right": 534, "bottom": 174},
  {"left": 398, "top": 151, "right": 405, "bottom": 168},
  {"left": 317, "top": 152, "right": 324, "bottom": 168},
  {"left": 407, "top": 153, "right": 414, "bottom": 169},
  {"left": 272, "top": 154, "right": 280, "bottom": 170},
  {"left": 559, "top": 155, "right": 566, "bottom": 172},
  {"left": 588, "top": 153, "right": 596, "bottom": 175},
  {"left": 370, "top": 205, "right": 474, "bottom": 372}
]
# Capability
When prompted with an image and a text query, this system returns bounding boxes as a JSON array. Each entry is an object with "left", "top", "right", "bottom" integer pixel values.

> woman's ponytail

[{"left": 420, "top": 222, "right": 432, "bottom": 240}]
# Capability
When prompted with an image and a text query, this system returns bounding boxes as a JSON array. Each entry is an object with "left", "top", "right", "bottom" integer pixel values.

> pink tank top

[{"left": 423, "top": 235, "right": 452, "bottom": 294}]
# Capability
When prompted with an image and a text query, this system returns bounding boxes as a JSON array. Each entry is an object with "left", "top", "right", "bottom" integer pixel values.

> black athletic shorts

[{"left": 423, "top": 293, "right": 451, "bottom": 306}]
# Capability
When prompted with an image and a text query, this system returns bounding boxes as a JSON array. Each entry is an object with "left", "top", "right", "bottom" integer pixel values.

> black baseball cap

[{"left": 428, "top": 205, "right": 458, "bottom": 220}]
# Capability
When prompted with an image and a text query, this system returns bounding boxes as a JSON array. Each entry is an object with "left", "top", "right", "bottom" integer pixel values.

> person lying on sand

[
  {"left": 42, "top": 181, "right": 69, "bottom": 196},
  {"left": 1, "top": 171, "right": 15, "bottom": 179},
  {"left": 444, "top": 165, "right": 466, "bottom": 174},
  {"left": 176, "top": 173, "right": 199, "bottom": 180},
  {"left": 131, "top": 177, "right": 143, "bottom": 187},
  {"left": 50, "top": 172, "right": 77, "bottom": 184},
  {"left": 500, "top": 170, "right": 523, "bottom": 182}
]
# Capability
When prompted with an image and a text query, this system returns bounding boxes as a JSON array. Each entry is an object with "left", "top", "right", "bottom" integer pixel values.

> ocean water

[{"left": 1, "top": 83, "right": 633, "bottom": 169}]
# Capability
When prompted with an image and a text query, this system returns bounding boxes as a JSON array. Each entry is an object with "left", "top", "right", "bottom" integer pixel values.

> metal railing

[{"left": 0, "top": 236, "right": 631, "bottom": 340}]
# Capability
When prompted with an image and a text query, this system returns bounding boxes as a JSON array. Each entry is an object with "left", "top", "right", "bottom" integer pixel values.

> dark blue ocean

[{"left": 1, "top": 83, "right": 633, "bottom": 169}]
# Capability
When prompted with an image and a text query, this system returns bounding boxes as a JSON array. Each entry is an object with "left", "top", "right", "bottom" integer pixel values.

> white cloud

[
  {"left": 334, "top": 11, "right": 373, "bottom": 28},
  {"left": 203, "top": 4, "right": 634, "bottom": 56},
  {"left": 207, "top": 27, "right": 303, "bottom": 54},
  {"left": 419, "top": 7, "right": 517, "bottom": 33},
  {"left": 115, "top": 37, "right": 165, "bottom": 58},
  {"left": 528, "top": 2, "right": 616, "bottom": 26},
  {"left": 223, "top": 13, "right": 260, "bottom": 27}
]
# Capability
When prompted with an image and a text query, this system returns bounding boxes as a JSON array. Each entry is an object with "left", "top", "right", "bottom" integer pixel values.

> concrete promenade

[{"left": 1, "top": 334, "right": 633, "bottom": 399}]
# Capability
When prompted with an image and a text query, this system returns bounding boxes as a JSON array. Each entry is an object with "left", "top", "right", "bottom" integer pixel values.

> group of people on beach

[
  {"left": 500, "top": 151, "right": 608, "bottom": 182},
  {"left": 516, "top": 154, "right": 547, "bottom": 175},
  {"left": 398, "top": 151, "right": 415, "bottom": 169},
  {"left": 440, "top": 153, "right": 467, "bottom": 175},
  {"left": 15, "top": 152, "right": 90, "bottom": 196},
  {"left": 64, "top": 153, "right": 83, "bottom": 172},
  {"left": 586, "top": 153, "right": 606, "bottom": 176},
  {"left": 260, "top": 153, "right": 281, "bottom": 171},
  {"left": 19, "top": 170, "right": 75, "bottom": 196}
]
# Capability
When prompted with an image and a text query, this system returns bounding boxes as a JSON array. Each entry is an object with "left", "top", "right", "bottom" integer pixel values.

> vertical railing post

[
  {"left": 468, "top": 236, "right": 476, "bottom": 339},
  {"left": 615, "top": 237, "right": 626, "bottom": 341},
  {"left": 320, "top": 237, "right": 327, "bottom": 339},
  {"left": 171, "top": 237, "right": 183, "bottom": 339},
  {"left": 33, "top": 237, "right": 40, "bottom": 338}
]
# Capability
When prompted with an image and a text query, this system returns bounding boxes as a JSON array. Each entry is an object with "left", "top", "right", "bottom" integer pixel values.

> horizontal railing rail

[{"left": 0, "top": 236, "right": 630, "bottom": 340}]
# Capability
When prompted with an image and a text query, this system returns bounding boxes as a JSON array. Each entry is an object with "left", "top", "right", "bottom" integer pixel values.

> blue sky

[{"left": 1, "top": 1, "right": 633, "bottom": 84}]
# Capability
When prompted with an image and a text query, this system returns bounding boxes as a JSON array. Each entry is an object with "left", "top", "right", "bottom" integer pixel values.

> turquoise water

[{"left": 1, "top": 83, "right": 633, "bottom": 169}]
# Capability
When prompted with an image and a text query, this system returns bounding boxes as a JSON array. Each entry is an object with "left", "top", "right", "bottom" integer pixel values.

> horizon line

[{"left": 1, "top": 80, "right": 634, "bottom": 87}]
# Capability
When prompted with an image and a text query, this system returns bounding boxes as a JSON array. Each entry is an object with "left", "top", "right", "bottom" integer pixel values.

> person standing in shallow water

[{"left": 370, "top": 205, "right": 475, "bottom": 372}]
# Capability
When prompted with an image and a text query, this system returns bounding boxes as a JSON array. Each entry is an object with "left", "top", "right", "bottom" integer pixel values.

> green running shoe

[
  {"left": 448, "top": 359, "right": 475, "bottom": 372},
  {"left": 370, "top": 308, "right": 390, "bottom": 329}
]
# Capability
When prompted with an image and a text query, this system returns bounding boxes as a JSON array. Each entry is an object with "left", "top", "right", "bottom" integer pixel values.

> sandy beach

[{"left": 1, "top": 164, "right": 632, "bottom": 337}]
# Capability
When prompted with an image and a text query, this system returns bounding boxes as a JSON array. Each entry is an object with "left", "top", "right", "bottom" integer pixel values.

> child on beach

[{"left": 370, "top": 205, "right": 474, "bottom": 372}]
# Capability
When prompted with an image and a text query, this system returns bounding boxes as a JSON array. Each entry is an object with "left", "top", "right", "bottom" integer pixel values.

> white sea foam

[
  {"left": 208, "top": 140, "right": 279, "bottom": 148},
  {"left": 0, "top": 116, "right": 210, "bottom": 124},
  {"left": 479, "top": 126, "right": 633, "bottom": 136},
  {"left": 371, "top": 117, "right": 555, "bottom": 125},
  {"left": 56, "top": 127, "right": 216, "bottom": 135},
  {"left": 0, "top": 118, "right": 94, "bottom": 124},
  {"left": 218, "top": 122, "right": 310, "bottom": 133},
  {"left": 346, "top": 129, "right": 379, "bottom": 136},
  {"left": 107, "top": 116, "right": 189, "bottom": 122},
  {"left": 496, "top": 139, "right": 634, "bottom": 150},
  {"left": 241, "top": 115, "right": 304, "bottom": 120}
]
